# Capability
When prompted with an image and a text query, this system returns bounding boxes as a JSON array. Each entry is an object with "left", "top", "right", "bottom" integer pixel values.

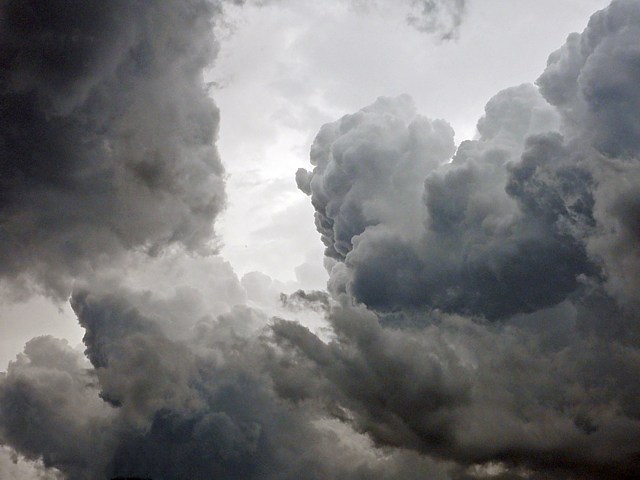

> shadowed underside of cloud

[
  {"left": 0, "top": 286, "right": 457, "bottom": 480},
  {"left": 297, "top": 83, "right": 599, "bottom": 319},
  {"left": 2, "top": 1, "right": 640, "bottom": 480},
  {"left": 298, "top": 0, "right": 640, "bottom": 321},
  {"left": 272, "top": 298, "right": 640, "bottom": 479}
]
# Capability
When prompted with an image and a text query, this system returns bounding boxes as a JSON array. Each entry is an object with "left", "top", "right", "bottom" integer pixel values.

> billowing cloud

[
  {"left": 3, "top": 1, "right": 640, "bottom": 480},
  {"left": 298, "top": 84, "right": 599, "bottom": 319},
  {"left": 534, "top": 0, "right": 640, "bottom": 307},
  {"left": 272, "top": 298, "right": 640, "bottom": 479},
  {"left": 1, "top": 282, "right": 457, "bottom": 479},
  {"left": 537, "top": 0, "right": 640, "bottom": 157},
  {"left": 296, "top": 94, "right": 456, "bottom": 262},
  {"left": 0, "top": 0, "right": 226, "bottom": 299},
  {"left": 286, "top": 0, "right": 640, "bottom": 477}
]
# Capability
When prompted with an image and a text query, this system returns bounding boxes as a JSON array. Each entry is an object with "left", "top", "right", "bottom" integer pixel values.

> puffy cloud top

[
  {"left": 299, "top": 85, "right": 596, "bottom": 319},
  {"left": 537, "top": 0, "right": 640, "bottom": 157}
]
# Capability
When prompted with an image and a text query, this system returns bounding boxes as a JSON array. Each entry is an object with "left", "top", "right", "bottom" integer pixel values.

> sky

[{"left": 4, "top": 0, "right": 640, "bottom": 479}]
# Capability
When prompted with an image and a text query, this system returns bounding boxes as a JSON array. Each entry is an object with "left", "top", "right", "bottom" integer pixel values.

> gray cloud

[
  {"left": 586, "top": 158, "right": 640, "bottom": 306},
  {"left": 1, "top": 283, "right": 457, "bottom": 479},
  {"left": 0, "top": 335, "right": 115, "bottom": 479},
  {"left": 296, "top": 94, "right": 456, "bottom": 262},
  {"left": 0, "top": 446, "right": 62, "bottom": 480},
  {"left": 272, "top": 297, "right": 640, "bottom": 479},
  {"left": 286, "top": 0, "right": 640, "bottom": 477},
  {"left": 406, "top": 0, "right": 468, "bottom": 39},
  {"left": 0, "top": 0, "right": 226, "bottom": 299},
  {"left": 299, "top": 84, "right": 598, "bottom": 319},
  {"left": 537, "top": 0, "right": 640, "bottom": 157},
  {"left": 4, "top": 1, "right": 640, "bottom": 480},
  {"left": 533, "top": 0, "right": 640, "bottom": 307}
]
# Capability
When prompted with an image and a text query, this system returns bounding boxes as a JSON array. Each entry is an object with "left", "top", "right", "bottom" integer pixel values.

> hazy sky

[{"left": 4, "top": 1, "right": 640, "bottom": 479}]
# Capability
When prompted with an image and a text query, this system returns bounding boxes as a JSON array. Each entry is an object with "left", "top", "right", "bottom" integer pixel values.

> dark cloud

[
  {"left": 272, "top": 298, "right": 640, "bottom": 480},
  {"left": 586, "top": 159, "right": 640, "bottom": 306},
  {"left": 0, "top": 284, "right": 456, "bottom": 479},
  {"left": 286, "top": 0, "right": 640, "bottom": 477},
  {"left": 0, "top": 0, "right": 226, "bottom": 299},
  {"left": 299, "top": 84, "right": 598, "bottom": 319},
  {"left": 0, "top": 335, "right": 115, "bottom": 479},
  {"left": 280, "top": 289, "right": 330, "bottom": 312},
  {"left": 533, "top": 0, "right": 640, "bottom": 307}
]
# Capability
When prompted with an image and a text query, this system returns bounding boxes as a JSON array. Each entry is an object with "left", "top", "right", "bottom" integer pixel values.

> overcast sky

[{"left": 4, "top": 1, "right": 640, "bottom": 479}]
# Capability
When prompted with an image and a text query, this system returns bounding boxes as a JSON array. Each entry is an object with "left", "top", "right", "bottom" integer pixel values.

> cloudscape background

[{"left": 4, "top": 0, "right": 640, "bottom": 479}]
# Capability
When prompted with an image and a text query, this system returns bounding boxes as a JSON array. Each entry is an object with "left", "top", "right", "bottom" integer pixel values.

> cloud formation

[
  {"left": 0, "top": 0, "right": 226, "bottom": 299},
  {"left": 3, "top": 1, "right": 640, "bottom": 480},
  {"left": 298, "top": 84, "right": 598, "bottom": 319},
  {"left": 1, "top": 282, "right": 458, "bottom": 479},
  {"left": 287, "top": 0, "right": 640, "bottom": 477},
  {"left": 273, "top": 298, "right": 640, "bottom": 479},
  {"left": 406, "top": 0, "right": 468, "bottom": 39}
]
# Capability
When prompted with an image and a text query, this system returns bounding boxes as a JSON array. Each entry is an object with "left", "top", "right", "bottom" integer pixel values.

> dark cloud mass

[
  {"left": 0, "top": 0, "right": 225, "bottom": 299},
  {"left": 1, "top": 286, "right": 455, "bottom": 479},
  {"left": 3, "top": 1, "right": 640, "bottom": 480},
  {"left": 288, "top": 0, "right": 640, "bottom": 477},
  {"left": 273, "top": 298, "right": 640, "bottom": 479},
  {"left": 299, "top": 84, "right": 597, "bottom": 319}
]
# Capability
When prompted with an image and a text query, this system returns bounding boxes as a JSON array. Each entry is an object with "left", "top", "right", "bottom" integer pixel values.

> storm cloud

[
  {"left": 0, "top": 0, "right": 226, "bottom": 299},
  {"left": 1, "top": 282, "right": 458, "bottom": 479},
  {"left": 273, "top": 296, "right": 640, "bottom": 479},
  {"left": 287, "top": 0, "right": 640, "bottom": 477},
  {"left": 298, "top": 84, "right": 597, "bottom": 319},
  {"left": 3, "top": 0, "right": 640, "bottom": 480}
]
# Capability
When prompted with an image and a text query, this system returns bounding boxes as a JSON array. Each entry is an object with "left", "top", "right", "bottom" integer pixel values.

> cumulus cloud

[
  {"left": 534, "top": 0, "right": 640, "bottom": 307},
  {"left": 0, "top": 0, "right": 226, "bottom": 299},
  {"left": 3, "top": 1, "right": 640, "bottom": 480},
  {"left": 537, "top": 0, "right": 640, "bottom": 157},
  {"left": 296, "top": 94, "right": 456, "bottom": 262},
  {"left": 298, "top": 84, "right": 599, "bottom": 319},
  {"left": 287, "top": 0, "right": 640, "bottom": 477}
]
